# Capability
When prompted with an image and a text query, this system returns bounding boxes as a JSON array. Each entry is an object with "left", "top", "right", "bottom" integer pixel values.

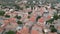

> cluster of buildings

[{"left": 0, "top": 0, "right": 60, "bottom": 34}]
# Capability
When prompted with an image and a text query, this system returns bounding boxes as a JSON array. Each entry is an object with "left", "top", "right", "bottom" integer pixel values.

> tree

[
  {"left": 19, "top": 7, "right": 23, "bottom": 10},
  {"left": 46, "top": 13, "right": 59, "bottom": 24},
  {"left": 50, "top": 27, "right": 57, "bottom": 32},
  {"left": 14, "top": 4, "right": 23, "bottom": 10},
  {"left": 15, "top": 15, "right": 21, "bottom": 19},
  {"left": 58, "top": 15, "right": 60, "bottom": 19},
  {"left": 50, "top": 25, "right": 54, "bottom": 27},
  {"left": 1, "top": 4, "right": 7, "bottom": 6},
  {"left": 28, "top": 16, "right": 30, "bottom": 18},
  {"left": 28, "top": 11, "right": 32, "bottom": 14},
  {"left": 36, "top": 16, "right": 41, "bottom": 21},
  {"left": 50, "top": 25, "right": 57, "bottom": 32},
  {"left": 46, "top": 18, "right": 54, "bottom": 24},
  {"left": 25, "top": 5, "right": 29, "bottom": 8},
  {"left": 13, "top": 4, "right": 20, "bottom": 10},
  {"left": 5, "top": 15, "right": 10, "bottom": 18},
  {"left": 31, "top": 5, "right": 34, "bottom": 10},
  {"left": 17, "top": 21, "right": 23, "bottom": 24},
  {"left": 0, "top": 10, "right": 5, "bottom": 16},
  {"left": 5, "top": 30, "right": 16, "bottom": 34},
  {"left": 53, "top": 13, "right": 58, "bottom": 20}
]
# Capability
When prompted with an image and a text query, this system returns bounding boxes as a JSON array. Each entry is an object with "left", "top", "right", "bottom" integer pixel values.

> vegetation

[
  {"left": 1, "top": 4, "right": 7, "bottom": 6},
  {"left": 28, "top": 11, "right": 32, "bottom": 14},
  {"left": 58, "top": 15, "right": 60, "bottom": 19},
  {"left": 14, "top": 4, "right": 23, "bottom": 10},
  {"left": 50, "top": 25, "right": 57, "bottom": 32},
  {"left": 1, "top": 3, "right": 22, "bottom": 10},
  {"left": 51, "top": 4, "right": 55, "bottom": 9},
  {"left": 17, "top": 21, "right": 23, "bottom": 24},
  {"left": 46, "top": 13, "right": 60, "bottom": 24},
  {"left": 19, "top": 7, "right": 23, "bottom": 10},
  {"left": 13, "top": 4, "right": 20, "bottom": 10},
  {"left": 28, "top": 16, "right": 30, "bottom": 18},
  {"left": 25, "top": 5, "right": 29, "bottom": 8},
  {"left": 15, "top": 15, "right": 21, "bottom": 19},
  {"left": 36, "top": 16, "right": 41, "bottom": 21},
  {"left": 27, "top": 1, "right": 35, "bottom": 10},
  {"left": 5, "top": 30, "right": 16, "bottom": 34},
  {"left": 0, "top": 10, "right": 5, "bottom": 16},
  {"left": 5, "top": 15, "right": 10, "bottom": 18},
  {"left": 53, "top": 13, "right": 59, "bottom": 20},
  {"left": 46, "top": 18, "right": 54, "bottom": 24},
  {"left": 31, "top": 5, "right": 34, "bottom": 10}
]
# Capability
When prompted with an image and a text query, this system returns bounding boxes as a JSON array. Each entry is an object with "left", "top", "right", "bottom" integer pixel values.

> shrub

[
  {"left": 0, "top": 10, "right": 5, "bottom": 16},
  {"left": 50, "top": 25, "right": 57, "bottom": 32},
  {"left": 15, "top": 15, "right": 21, "bottom": 19},
  {"left": 5, "top": 15, "right": 10, "bottom": 18},
  {"left": 17, "top": 21, "right": 23, "bottom": 24},
  {"left": 5, "top": 30, "right": 16, "bottom": 34},
  {"left": 36, "top": 16, "right": 41, "bottom": 21},
  {"left": 28, "top": 11, "right": 32, "bottom": 14}
]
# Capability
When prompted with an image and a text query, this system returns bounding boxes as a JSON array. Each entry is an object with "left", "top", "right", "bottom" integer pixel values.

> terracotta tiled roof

[
  {"left": 0, "top": 28, "right": 3, "bottom": 32},
  {"left": 29, "top": 16, "right": 36, "bottom": 22},
  {"left": 23, "top": 13, "right": 28, "bottom": 18},
  {"left": 31, "top": 30, "right": 39, "bottom": 34},
  {"left": 4, "top": 20, "right": 9, "bottom": 23},
  {"left": 57, "top": 26, "right": 60, "bottom": 30},
  {"left": 40, "top": 7, "right": 45, "bottom": 14},
  {"left": 48, "top": 8, "right": 53, "bottom": 12},
  {"left": 33, "top": 24, "right": 44, "bottom": 29},
  {"left": 48, "top": 32, "right": 57, "bottom": 34},
  {"left": 16, "top": 27, "right": 29, "bottom": 34},
  {"left": 47, "top": 15, "right": 51, "bottom": 19},
  {"left": 8, "top": 18, "right": 16, "bottom": 22},
  {"left": 38, "top": 17, "right": 44, "bottom": 23},
  {"left": 1, "top": 24, "right": 9, "bottom": 30}
]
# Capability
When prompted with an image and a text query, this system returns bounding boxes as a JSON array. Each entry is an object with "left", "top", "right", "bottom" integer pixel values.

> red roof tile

[
  {"left": 31, "top": 30, "right": 39, "bottom": 34},
  {"left": 47, "top": 15, "right": 51, "bottom": 19},
  {"left": 34, "top": 24, "right": 44, "bottom": 29},
  {"left": 40, "top": 7, "right": 45, "bottom": 14},
  {"left": 38, "top": 17, "right": 44, "bottom": 23},
  {"left": 29, "top": 16, "right": 36, "bottom": 22},
  {"left": 9, "top": 18, "right": 16, "bottom": 22},
  {"left": 17, "top": 27, "right": 29, "bottom": 34},
  {"left": 48, "top": 32, "right": 57, "bottom": 34},
  {"left": 57, "top": 26, "right": 60, "bottom": 30},
  {"left": 0, "top": 28, "right": 3, "bottom": 32},
  {"left": 4, "top": 20, "right": 9, "bottom": 23}
]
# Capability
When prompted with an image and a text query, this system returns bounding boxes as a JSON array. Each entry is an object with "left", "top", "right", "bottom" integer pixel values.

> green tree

[
  {"left": 58, "top": 15, "right": 60, "bottom": 19},
  {"left": 15, "top": 15, "right": 21, "bottom": 19},
  {"left": 5, "top": 15, "right": 10, "bottom": 18},
  {"left": 28, "top": 16, "right": 30, "bottom": 18},
  {"left": 17, "top": 21, "right": 23, "bottom": 24},
  {"left": 50, "top": 25, "right": 57, "bottom": 32},
  {"left": 5, "top": 30, "right": 16, "bottom": 34},
  {"left": 13, "top": 4, "right": 21, "bottom": 10},
  {"left": 36, "top": 16, "right": 41, "bottom": 21},
  {"left": 20, "top": 7, "right": 23, "bottom": 10},
  {"left": 28, "top": 11, "right": 32, "bottom": 14},
  {"left": 31, "top": 5, "right": 34, "bottom": 10},
  {"left": 0, "top": 10, "right": 5, "bottom": 16},
  {"left": 25, "top": 5, "right": 29, "bottom": 8},
  {"left": 53, "top": 13, "right": 58, "bottom": 20},
  {"left": 46, "top": 18, "right": 54, "bottom": 24}
]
